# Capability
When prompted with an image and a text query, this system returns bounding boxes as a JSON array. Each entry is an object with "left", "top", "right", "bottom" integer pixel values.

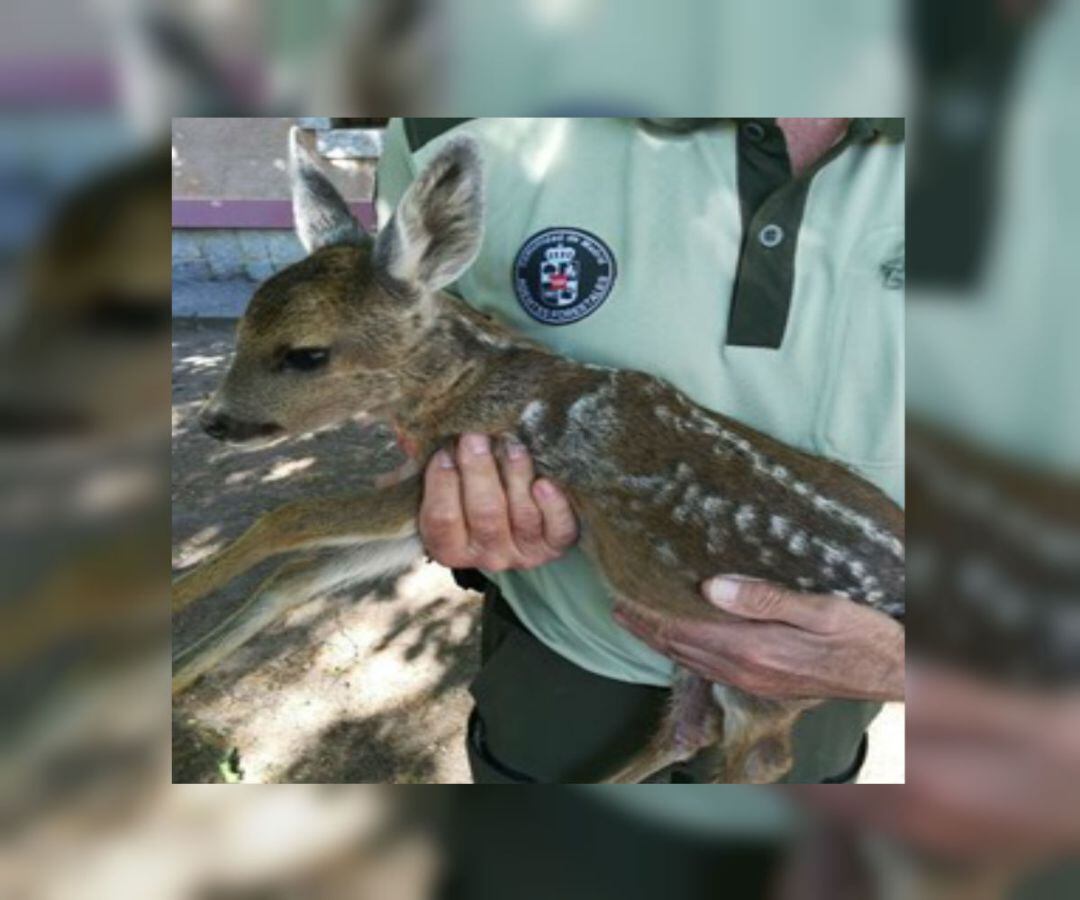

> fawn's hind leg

[
  {"left": 173, "top": 534, "right": 422, "bottom": 693},
  {"left": 710, "top": 685, "right": 819, "bottom": 784},
  {"left": 600, "top": 669, "right": 724, "bottom": 783},
  {"left": 172, "top": 477, "right": 422, "bottom": 613}
]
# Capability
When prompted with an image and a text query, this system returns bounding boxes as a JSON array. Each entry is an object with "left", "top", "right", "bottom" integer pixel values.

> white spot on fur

[
  {"left": 467, "top": 321, "right": 511, "bottom": 349},
  {"left": 521, "top": 400, "right": 546, "bottom": 429},
  {"left": 655, "top": 541, "right": 680, "bottom": 566},
  {"left": 623, "top": 474, "right": 678, "bottom": 504},
  {"left": 811, "top": 494, "right": 904, "bottom": 558},
  {"left": 563, "top": 377, "right": 620, "bottom": 451},
  {"left": 769, "top": 515, "right": 790, "bottom": 539},
  {"left": 670, "top": 404, "right": 902, "bottom": 561},
  {"left": 788, "top": 531, "right": 808, "bottom": 555},
  {"left": 735, "top": 505, "right": 757, "bottom": 533},
  {"left": 702, "top": 495, "right": 726, "bottom": 518},
  {"left": 706, "top": 524, "right": 728, "bottom": 554},
  {"left": 813, "top": 538, "right": 845, "bottom": 566}
]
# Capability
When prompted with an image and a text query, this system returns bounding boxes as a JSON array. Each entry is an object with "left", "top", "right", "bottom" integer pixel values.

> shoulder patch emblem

[{"left": 512, "top": 227, "right": 617, "bottom": 325}]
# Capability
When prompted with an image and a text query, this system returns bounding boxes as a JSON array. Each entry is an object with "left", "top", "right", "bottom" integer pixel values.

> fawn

[{"left": 172, "top": 129, "right": 904, "bottom": 784}]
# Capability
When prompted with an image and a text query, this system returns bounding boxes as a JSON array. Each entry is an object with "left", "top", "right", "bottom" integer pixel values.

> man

[{"left": 375, "top": 117, "right": 905, "bottom": 784}]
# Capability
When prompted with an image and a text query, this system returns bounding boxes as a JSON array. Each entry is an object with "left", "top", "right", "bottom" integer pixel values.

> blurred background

[{"left": 1, "top": 0, "right": 1078, "bottom": 897}]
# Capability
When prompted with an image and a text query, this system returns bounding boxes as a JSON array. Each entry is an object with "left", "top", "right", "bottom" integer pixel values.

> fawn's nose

[
  {"left": 198, "top": 407, "right": 283, "bottom": 443},
  {"left": 200, "top": 411, "right": 231, "bottom": 441}
]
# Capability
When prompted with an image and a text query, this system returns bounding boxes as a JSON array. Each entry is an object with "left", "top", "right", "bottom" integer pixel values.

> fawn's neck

[{"left": 392, "top": 297, "right": 567, "bottom": 451}]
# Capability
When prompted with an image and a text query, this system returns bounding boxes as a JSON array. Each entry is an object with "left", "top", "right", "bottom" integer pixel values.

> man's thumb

[{"left": 704, "top": 575, "right": 789, "bottom": 620}]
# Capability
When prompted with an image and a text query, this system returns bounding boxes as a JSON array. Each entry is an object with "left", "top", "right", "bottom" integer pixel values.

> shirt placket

[{"left": 726, "top": 119, "right": 857, "bottom": 350}]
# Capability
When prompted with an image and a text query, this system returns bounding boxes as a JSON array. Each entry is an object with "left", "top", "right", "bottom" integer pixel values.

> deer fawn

[{"left": 172, "top": 128, "right": 904, "bottom": 784}]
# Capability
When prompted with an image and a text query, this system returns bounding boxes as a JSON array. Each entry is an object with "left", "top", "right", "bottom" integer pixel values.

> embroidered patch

[{"left": 513, "top": 227, "right": 617, "bottom": 325}]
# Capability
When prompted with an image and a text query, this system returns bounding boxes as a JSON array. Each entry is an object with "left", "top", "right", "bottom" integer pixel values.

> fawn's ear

[
  {"left": 289, "top": 127, "right": 362, "bottom": 254},
  {"left": 375, "top": 137, "right": 484, "bottom": 295}
]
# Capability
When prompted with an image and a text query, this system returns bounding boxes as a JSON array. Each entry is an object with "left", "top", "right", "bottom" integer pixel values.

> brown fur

[{"left": 174, "top": 132, "right": 904, "bottom": 783}]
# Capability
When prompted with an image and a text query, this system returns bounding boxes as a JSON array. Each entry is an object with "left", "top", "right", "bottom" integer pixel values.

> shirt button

[
  {"left": 743, "top": 121, "right": 766, "bottom": 142},
  {"left": 758, "top": 224, "right": 784, "bottom": 248}
]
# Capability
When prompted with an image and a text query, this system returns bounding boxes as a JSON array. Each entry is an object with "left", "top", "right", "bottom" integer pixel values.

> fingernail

[
  {"left": 704, "top": 576, "right": 753, "bottom": 607},
  {"left": 463, "top": 433, "right": 489, "bottom": 456},
  {"left": 505, "top": 437, "right": 528, "bottom": 460},
  {"left": 534, "top": 479, "right": 556, "bottom": 500},
  {"left": 435, "top": 449, "right": 455, "bottom": 469}
]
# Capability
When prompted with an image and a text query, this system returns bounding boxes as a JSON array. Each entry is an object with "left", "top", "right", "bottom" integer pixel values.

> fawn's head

[{"left": 200, "top": 129, "right": 484, "bottom": 444}]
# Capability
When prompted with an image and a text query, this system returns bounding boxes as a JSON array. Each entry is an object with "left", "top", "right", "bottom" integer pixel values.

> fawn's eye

[{"left": 281, "top": 347, "right": 330, "bottom": 372}]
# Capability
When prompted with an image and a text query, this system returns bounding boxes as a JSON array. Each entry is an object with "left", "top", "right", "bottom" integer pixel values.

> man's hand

[
  {"left": 613, "top": 576, "right": 905, "bottom": 701},
  {"left": 790, "top": 665, "right": 1080, "bottom": 863},
  {"left": 419, "top": 433, "right": 578, "bottom": 571}
]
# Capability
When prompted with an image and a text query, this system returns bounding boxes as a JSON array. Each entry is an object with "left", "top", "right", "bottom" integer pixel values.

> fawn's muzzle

[{"left": 200, "top": 410, "right": 281, "bottom": 443}]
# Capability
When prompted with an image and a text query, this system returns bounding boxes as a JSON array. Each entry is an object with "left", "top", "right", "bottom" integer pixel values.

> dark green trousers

[
  {"left": 438, "top": 789, "right": 782, "bottom": 900},
  {"left": 466, "top": 590, "right": 875, "bottom": 784}
]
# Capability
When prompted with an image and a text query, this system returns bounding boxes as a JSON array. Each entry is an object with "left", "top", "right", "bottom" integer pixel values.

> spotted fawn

[{"left": 172, "top": 129, "right": 904, "bottom": 783}]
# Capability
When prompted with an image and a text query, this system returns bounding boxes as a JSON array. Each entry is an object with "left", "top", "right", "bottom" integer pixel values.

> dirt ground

[{"left": 172, "top": 317, "right": 902, "bottom": 784}]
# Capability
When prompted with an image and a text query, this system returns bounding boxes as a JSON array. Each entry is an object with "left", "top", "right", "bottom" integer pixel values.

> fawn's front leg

[
  {"left": 173, "top": 534, "right": 422, "bottom": 694},
  {"left": 172, "top": 477, "right": 422, "bottom": 613}
]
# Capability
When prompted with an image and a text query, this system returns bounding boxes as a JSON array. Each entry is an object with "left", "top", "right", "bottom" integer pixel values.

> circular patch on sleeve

[{"left": 512, "top": 227, "right": 617, "bottom": 325}]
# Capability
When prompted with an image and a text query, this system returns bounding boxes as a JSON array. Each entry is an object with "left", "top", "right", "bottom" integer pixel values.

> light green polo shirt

[{"left": 377, "top": 117, "right": 904, "bottom": 688}]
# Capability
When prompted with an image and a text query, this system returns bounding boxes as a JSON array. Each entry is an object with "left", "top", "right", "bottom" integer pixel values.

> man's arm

[{"left": 614, "top": 576, "right": 905, "bottom": 702}]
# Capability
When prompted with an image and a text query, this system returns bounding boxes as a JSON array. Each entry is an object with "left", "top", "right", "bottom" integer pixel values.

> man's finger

[
  {"left": 420, "top": 449, "right": 469, "bottom": 563},
  {"left": 457, "top": 433, "right": 512, "bottom": 551},
  {"left": 612, "top": 602, "right": 673, "bottom": 651},
  {"left": 498, "top": 437, "right": 545, "bottom": 554},
  {"left": 702, "top": 576, "right": 837, "bottom": 631},
  {"left": 665, "top": 642, "right": 730, "bottom": 684},
  {"left": 532, "top": 478, "right": 579, "bottom": 550},
  {"left": 613, "top": 603, "right": 725, "bottom": 656}
]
